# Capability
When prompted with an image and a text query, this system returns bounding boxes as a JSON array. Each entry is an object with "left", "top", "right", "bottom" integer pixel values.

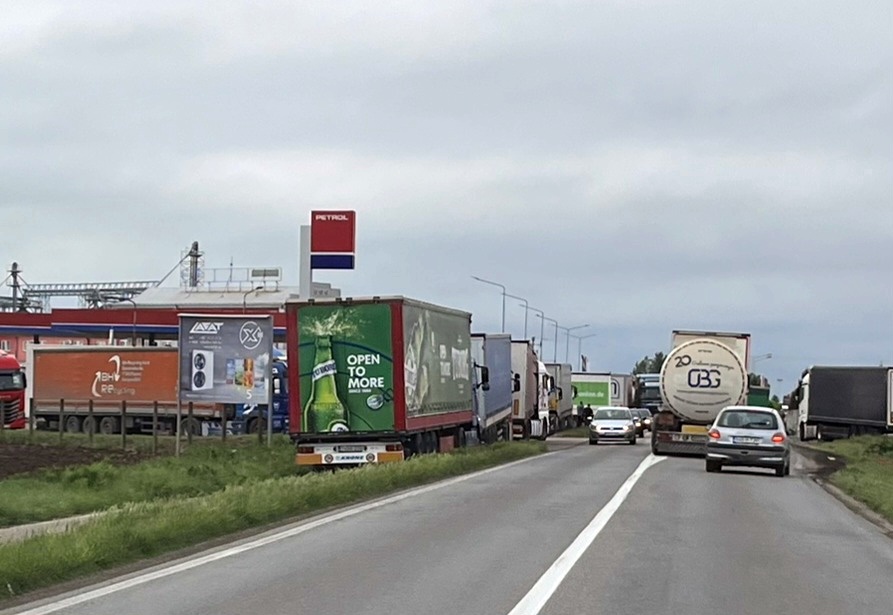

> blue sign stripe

[{"left": 311, "top": 254, "right": 355, "bottom": 270}]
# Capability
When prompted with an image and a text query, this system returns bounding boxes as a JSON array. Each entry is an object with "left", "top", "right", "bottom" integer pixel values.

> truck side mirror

[
  {"left": 480, "top": 365, "right": 490, "bottom": 391},
  {"left": 558, "top": 389, "right": 564, "bottom": 400},
  {"left": 513, "top": 373, "right": 521, "bottom": 392}
]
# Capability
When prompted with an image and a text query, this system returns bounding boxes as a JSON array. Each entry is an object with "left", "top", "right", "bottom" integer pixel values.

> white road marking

[
  {"left": 9, "top": 452, "right": 556, "bottom": 615},
  {"left": 507, "top": 453, "right": 665, "bottom": 615}
]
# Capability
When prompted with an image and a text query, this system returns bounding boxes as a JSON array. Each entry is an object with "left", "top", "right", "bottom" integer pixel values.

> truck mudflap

[
  {"left": 296, "top": 442, "right": 405, "bottom": 466},
  {"left": 652, "top": 431, "right": 707, "bottom": 456}
]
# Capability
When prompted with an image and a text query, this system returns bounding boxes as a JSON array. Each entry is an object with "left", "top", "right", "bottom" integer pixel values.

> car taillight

[
  {"left": 386, "top": 443, "right": 403, "bottom": 452},
  {"left": 297, "top": 446, "right": 315, "bottom": 454},
  {"left": 771, "top": 433, "right": 786, "bottom": 444},
  {"left": 708, "top": 429, "right": 721, "bottom": 440}
]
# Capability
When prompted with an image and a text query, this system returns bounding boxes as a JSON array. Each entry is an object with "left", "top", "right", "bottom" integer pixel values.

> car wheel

[
  {"left": 783, "top": 459, "right": 791, "bottom": 476},
  {"left": 629, "top": 436, "right": 637, "bottom": 445},
  {"left": 705, "top": 460, "right": 720, "bottom": 473},
  {"left": 775, "top": 464, "right": 785, "bottom": 477},
  {"left": 589, "top": 439, "right": 597, "bottom": 445}
]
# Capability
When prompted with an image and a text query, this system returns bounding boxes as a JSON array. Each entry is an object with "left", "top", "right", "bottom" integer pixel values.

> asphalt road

[{"left": 7, "top": 438, "right": 893, "bottom": 615}]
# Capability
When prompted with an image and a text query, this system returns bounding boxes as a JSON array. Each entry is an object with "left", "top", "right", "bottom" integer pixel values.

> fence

[{"left": 10, "top": 398, "right": 280, "bottom": 455}]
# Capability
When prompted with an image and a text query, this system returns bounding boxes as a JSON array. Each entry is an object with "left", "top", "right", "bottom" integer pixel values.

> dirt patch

[{"left": 0, "top": 443, "right": 146, "bottom": 480}]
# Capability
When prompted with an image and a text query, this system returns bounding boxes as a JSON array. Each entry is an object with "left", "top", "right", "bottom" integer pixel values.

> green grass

[
  {"left": 554, "top": 426, "right": 591, "bottom": 438},
  {"left": 0, "top": 437, "right": 301, "bottom": 527},
  {"left": 814, "top": 436, "right": 893, "bottom": 523},
  {"left": 0, "top": 441, "right": 545, "bottom": 600},
  {"left": 0, "top": 428, "right": 266, "bottom": 454}
]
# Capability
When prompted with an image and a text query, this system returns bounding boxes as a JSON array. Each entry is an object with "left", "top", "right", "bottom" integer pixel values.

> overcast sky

[{"left": 3, "top": 0, "right": 892, "bottom": 392}]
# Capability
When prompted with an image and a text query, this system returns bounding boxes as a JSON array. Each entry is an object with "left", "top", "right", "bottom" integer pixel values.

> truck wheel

[
  {"left": 798, "top": 423, "right": 805, "bottom": 441},
  {"left": 246, "top": 418, "right": 265, "bottom": 434},
  {"left": 182, "top": 417, "right": 203, "bottom": 437},
  {"left": 81, "top": 416, "right": 96, "bottom": 435},
  {"left": 99, "top": 416, "right": 120, "bottom": 435},
  {"left": 64, "top": 415, "right": 82, "bottom": 433}
]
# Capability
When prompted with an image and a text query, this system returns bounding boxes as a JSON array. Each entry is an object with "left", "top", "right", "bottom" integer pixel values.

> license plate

[
  {"left": 732, "top": 436, "right": 761, "bottom": 445},
  {"left": 336, "top": 445, "right": 366, "bottom": 453}
]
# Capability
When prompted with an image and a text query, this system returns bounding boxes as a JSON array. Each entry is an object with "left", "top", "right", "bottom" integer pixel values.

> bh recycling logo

[{"left": 239, "top": 322, "right": 264, "bottom": 350}]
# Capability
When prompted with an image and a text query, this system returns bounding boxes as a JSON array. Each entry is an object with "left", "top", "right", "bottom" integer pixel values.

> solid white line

[
  {"left": 10, "top": 451, "right": 555, "bottom": 615},
  {"left": 506, "top": 454, "right": 665, "bottom": 615}
]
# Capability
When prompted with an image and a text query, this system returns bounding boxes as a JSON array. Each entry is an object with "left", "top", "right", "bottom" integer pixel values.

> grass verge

[
  {"left": 0, "top": 441, "right": 545, "bottom": 600},
  {"left": 0, "top": 428, "right": 265, "bottom": 454},
  {"left": 555, "top": 426, "right": 590, "bottom": 438},
  {"left": 814, "top": 436, "right": 893, "bottom": 523},
  {"left": 0, "top": 438, "right": 301, "bottom": 527}
]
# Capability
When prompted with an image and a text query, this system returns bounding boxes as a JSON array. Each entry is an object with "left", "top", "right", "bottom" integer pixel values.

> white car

[
  {"left": 589, "top": 406, "right": 637, "bottom": 445},
  {"left": 705, "top": 405, "right": 791, "bottom": 477}
]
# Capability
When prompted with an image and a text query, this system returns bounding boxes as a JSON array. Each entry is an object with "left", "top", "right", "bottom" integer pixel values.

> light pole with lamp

[
  {"left": 558, "top": 324, "right": 589, "bottom": 362},
  {"left": 572, "top": 333, "right": 598, "bottom": 371},
  {"left": 471, "top": 276, "right": 506, "bottom": 333},
  {"left": 524, "top": 305, "right": 546, "bottom": 357},
  {"left": 104, "top": 295, "right": 137, "bottom": 346},
  {"left": 537, "top": 314, "right": 559, "bottom": 362},
  {"left": 504, "top": 293, "right": 529, "bottom": 339},
  {"left": 242, "top": 285, "right": 264, "bottom": 313}
]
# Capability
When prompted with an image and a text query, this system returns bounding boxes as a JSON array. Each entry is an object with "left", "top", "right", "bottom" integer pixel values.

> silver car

[
  {"left": 705, "top": 406, "right": 791, "bottom": 477},
  {"left": 589, "top": 407, "right": 637, "bottom": 445}
]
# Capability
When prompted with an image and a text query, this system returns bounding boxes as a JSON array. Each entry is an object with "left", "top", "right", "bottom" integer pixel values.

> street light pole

[
  {"left": 538, "top": 315, "right": 559, "bottom": 362},
  {"left": 572, "top": 333, "right": 598, "bottom": 371},
  {"left": 471, "top": 276, "right": 507, "bottom": 333},
  {"left": 559, "top": 324, "right": 589, "bottom": 362},
  {"left": 242, "top": 285, "right": 264, "bottom": 313},
  {"left": 525, "top": 306, "right": 545, "bottom": 357},
  {"left": 505, "top": 293, "right": 529, "bottom": 338},
  {"left": 103, "top": 296, "right": 137, "bottom": 345}
]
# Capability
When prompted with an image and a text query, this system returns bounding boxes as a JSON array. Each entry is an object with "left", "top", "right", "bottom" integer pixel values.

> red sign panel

[{"left": 311, "top": 210, "right": 356, "bottom": 253}]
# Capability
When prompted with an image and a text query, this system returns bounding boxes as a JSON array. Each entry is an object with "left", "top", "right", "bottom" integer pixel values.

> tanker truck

[{"left": 651, "top": 330, "right": 750, "bottom": 455}]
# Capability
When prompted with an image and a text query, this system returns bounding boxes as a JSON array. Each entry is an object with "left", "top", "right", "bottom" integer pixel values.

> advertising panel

[
  {"left": 572, "top": 375, "right": 611, "bottom": 408},
  {"left": 402, "top": 303, "right": 472, "bottom": 417},
  {"left": 32, "top": 347, "right": 178, "bottom": 403},
  {"left": 178, "top": 315, "right": 274, "bottom": 404},
  {"left": 298, "top": 303, "right": 395, "bottom": 433}
]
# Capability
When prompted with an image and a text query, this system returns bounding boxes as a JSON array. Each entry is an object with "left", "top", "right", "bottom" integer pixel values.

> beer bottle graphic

[{"left": 303, "top": 335, "right": 350, "bottom": 432}]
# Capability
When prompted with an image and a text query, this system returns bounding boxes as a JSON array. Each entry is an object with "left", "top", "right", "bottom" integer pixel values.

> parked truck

[
  {"left": 471, "top": 333, "right": 513, "bottom": 443},
  {"left": 610, "top": 373, "right": 635, "bottom": 408},
  {"left": 288, "top": 297, "right": 481, "bottom": 466},
  {"left": 651, "top": 330, "right": 750, "bottom": 455},
  {"left": 633, "top": 373, "right": 662, "bottom": 414},
  {"left": 510, "top": 339, "right": 543, "bottom": 440},
  {"left": 536, "top": 360, "right": 557, "bottom": 437},
  {"left": 25, "top": 346, "right": 289, "bottom": 435},
  {"left": 789, "top": 366, "right": 893, "bottom": 441},
  {"left": 546, "top": 362, "right": 574, "bottom": 430},
  {"left": 0, "top": 351, "right": 27, "bottom": 429},
  {"left": 572, "top": 373, "right": 611, "bottom": 418}
]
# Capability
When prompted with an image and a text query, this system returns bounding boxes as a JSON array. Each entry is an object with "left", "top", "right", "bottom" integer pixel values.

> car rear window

[{"left": 717, "top": 410, "right": 778, "bottom": 430}]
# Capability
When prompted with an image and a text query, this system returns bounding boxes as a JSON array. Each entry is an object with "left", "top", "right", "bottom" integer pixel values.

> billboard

[
  {"left": 402, "top": 303, "right": 472, "bottom": 417},
  {"left": 572, "top": 375, "right": 611, "bottom": 408},
  {"left": 310, "top": 210, "right": 356, "bottom": 270},
  {"left": 297, "top": 303, "right": 395, "bottom": 433},
  {"left": 32, "top": 347, "right": 178, "bottom": 404},
  {"left": 178, "top": 315, "right": 274, "bottom": 404}
]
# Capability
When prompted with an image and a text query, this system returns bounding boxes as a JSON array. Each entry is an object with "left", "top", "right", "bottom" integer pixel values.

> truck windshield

[
  {"left": 0, "top": 372, "right": 24, "bottom": 391},
  {"left": 640, "top": 387, "right": 661, "bottom": 402}
]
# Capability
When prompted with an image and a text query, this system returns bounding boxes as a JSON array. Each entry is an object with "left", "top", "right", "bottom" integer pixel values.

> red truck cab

[{"left": 0, "top": 351, "right": 27, "bottom": 429}]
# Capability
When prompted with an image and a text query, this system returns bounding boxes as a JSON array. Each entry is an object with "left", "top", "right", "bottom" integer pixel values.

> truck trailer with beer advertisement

[
  {"left": 26, "top": 346, "right": 289, "bottom": 435},
  {"left": 287, "top": 296, "right": 480, "bottom": 467}
]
